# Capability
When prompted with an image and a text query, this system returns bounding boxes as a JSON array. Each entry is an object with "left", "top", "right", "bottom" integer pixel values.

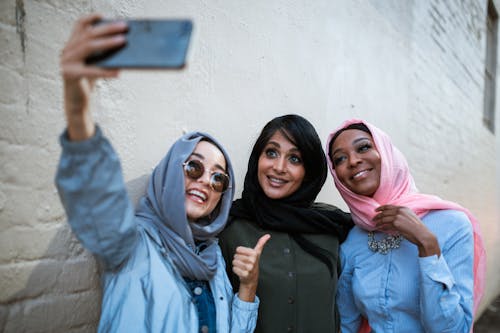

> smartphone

[{"left": 85, "top": 19, "right": 193, "bottom": 69}]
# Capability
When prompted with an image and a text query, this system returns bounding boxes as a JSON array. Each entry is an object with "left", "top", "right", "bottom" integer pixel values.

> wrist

[
  {"left": 417, "top": 233, "right": 440, "bottom": 257},
  {"left": 238, "top": 283, "right": 257, "bottom": 302},
  {"left": 63, "top": 78, "right": 96, "bottom": 141},
  {"left": 65, "top": 113, "right": 95, "bottom": 141}
]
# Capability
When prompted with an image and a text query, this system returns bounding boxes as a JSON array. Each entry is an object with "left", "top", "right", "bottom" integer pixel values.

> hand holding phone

[{"left": 85, "top": 19, "right": 193, "bottom": 69}]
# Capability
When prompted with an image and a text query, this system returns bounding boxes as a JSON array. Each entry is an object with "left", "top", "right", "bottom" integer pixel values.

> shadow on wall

[
  {"left": 0, "top": 226, "right": 101, "bottom": 332},
  {"left": 0, "top": 174, "right": 150, "bottom": 332},
  {"left": 475, "top": 294, "right": 500, "bottom": 332}
]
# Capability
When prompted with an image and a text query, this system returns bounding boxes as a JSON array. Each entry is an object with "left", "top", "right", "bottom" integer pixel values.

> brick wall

[
  {"left": 407, "top": 0, "right": 500, "bottom": 310},
  {"left": 0, "top": 0, "right": 498, "bottom": 331}
]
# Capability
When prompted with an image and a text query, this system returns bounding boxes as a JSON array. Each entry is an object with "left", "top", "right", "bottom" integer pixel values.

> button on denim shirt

[{"left": 55, "top": 127, "right": 258, "bottom": 333}]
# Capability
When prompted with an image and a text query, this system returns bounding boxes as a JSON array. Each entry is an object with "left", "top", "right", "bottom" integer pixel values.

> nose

[
  {"left": 196, "top": 169, "right": 212, "bottom": 187},
  {"left": 273, "top": 157, "right": 287, "bottom": 173},
  {"left": 347, "top": 152, "right": 362, "bottom": 167}
]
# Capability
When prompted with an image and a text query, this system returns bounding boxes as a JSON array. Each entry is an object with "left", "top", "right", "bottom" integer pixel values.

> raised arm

[
  {"left": 228, "top": 234, "right": 270, "bottom": 333},
  {"left": 56, "top": 14, "right": 138, "bottom": 269},
  {"left": 60, "top": 13, "right": 126, "bottom": 140},
  {"left": 232, "top": 234, "right": 271, "bottom": 302}
]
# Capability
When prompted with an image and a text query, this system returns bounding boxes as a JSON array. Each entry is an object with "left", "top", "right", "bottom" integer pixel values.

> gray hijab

[{"left": 136, "top": 132, "right": 235, "bottom": 280}]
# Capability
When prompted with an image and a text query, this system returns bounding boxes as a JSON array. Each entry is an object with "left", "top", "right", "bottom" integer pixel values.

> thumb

[{"left": 253, "top": 234, "right": 271, "bottom": 254}]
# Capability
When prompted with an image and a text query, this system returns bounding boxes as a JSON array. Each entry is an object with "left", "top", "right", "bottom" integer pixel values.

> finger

[
  {"left": 375, "top": 222, "right": 391, "bottom": 231},
  {"left": 232, "top": 259, "right": 253, "bottom": 273},
  {"left": 61, "top": 35, "right": 126, "bottom": 75},
  {"left": 62, "top": 63, "right": 120, "bottom": 80},
  {"left": 232, "top": 266, "right": 250, "bottom": 279},
  {"left": 373, "top": 214, "right": 396, "bottom": 228},
  {"left": 90, "top": 20, "right": 128, "bottom": 38},
  {"left": 66, "top": 14, "right": 103, "bottom": 51},
  {"left": 373, "top": 212, "right": 391, "bottom": 221},
  {"left": 373, "top": 212, "right": 389, "bottom": 223},
  {"left": 85, "top": 67, "right": 120, "bottom": 78},
  {"left": 374, "top": 220, "right": 390, "bottom": 230},
  {"left": 233, "top": 254, "right": 257, "bottom": 265},
  {"left": 375, "top": 204, "right": 400, "bottom": 212},
  {"left": 79, "top": 13, "right": 103, "bottom": 27},
  {"left": 235, "top": 246, "right": 256, "bottom": 256},
  {"left": 374, "top": 208, "right": 399, "bottom": 220},
  {"left": 73, "top": 13, "right": 103, "bottom": 35},
  {"left": 71, "top": 34, "right": 127, "bottom": 62},
  {"left": 64, "top": 19, "right": 127, "bottom": 62},
  {"left": 253, "top": 234, "right": 271, "bottom": 254}
]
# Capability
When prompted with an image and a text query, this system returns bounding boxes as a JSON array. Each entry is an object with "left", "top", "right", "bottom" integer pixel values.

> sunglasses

[{"left": 183, "top": 159, "right": 231, "bottom": 193}]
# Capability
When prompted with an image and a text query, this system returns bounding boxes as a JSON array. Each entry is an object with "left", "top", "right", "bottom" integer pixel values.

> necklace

[{"left": 367, "top": 231, "right": 403, "bottom": 254}]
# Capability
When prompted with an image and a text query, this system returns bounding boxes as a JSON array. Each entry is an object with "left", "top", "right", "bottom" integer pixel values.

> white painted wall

[{"left": 0, "top": 0, "right": 498, "bottom": 331}]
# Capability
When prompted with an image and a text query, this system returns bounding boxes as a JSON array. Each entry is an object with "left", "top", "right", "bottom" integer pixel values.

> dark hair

[
  {"left": 234, "top": 115, "right": 352, "bottom": 275},
  {"left": 328, "top": 123, "right": 371, "bottom": 162},
  {"left": 250, "top": 114, "right": 327, "bottom": 195}
]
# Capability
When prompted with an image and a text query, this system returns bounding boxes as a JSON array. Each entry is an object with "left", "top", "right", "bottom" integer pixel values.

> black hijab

[{"left": 230, "top": 115, "right": 353, "bottom": 276}]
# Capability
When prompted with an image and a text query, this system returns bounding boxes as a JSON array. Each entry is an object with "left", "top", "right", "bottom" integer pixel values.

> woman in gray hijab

[{"left": 55, "top": 14, "right": 269, "bottom": 333}]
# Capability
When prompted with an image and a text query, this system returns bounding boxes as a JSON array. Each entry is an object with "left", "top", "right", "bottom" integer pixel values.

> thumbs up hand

[{"left": 233, "top": 234, "right": 271, "bottom": 302}]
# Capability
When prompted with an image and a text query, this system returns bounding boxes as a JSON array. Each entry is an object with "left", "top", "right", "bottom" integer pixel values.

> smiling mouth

[
  {"left": 351, "top": 169, "right": 371, "bottom": 180},
  {"left": 187, "top": 189, "right": 207, "bottom": 203},
  {"left": 267, "top": 176, "right": 287, "bottom": 186}
]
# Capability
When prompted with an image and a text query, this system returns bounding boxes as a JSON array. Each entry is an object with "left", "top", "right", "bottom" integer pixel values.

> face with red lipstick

[
  {"left": 184, "top": 140, "right": 227, "bottom": 221},
  {"left": 329, "top": 129, "right": 381, "bottom": 197},
  {"left": 257, "top": 131, "right": 306, "bottom": 200}
]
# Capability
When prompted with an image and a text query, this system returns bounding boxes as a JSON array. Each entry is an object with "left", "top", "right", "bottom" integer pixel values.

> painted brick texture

[{"left": 0, "top": 0, "right": 498, "bottom": 332}]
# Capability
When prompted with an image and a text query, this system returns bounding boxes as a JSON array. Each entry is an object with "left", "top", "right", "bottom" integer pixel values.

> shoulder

[
  {"left": 422, "top": 209, "right": 473, "bottom": 248},
  {"left": 312, "top": 202, "right": 352, "bottom": 221},
  {"left": 138, "top": 222, "right": 163, "bottom": 246},
  {"left": 343, "top": 225, "right": 368, "bottom": 243},
  {"left": 220, "top": 217, "right": 261, "bottom": 239},
  {"left": 219, "top": 217, "right": 262, "bottom": 251},
  {"left": 339, "top": 226, "right": 369, "bottom": 260},
  {"left": 312, "top": 202, "right": 345, "bottom": 212},
  {"left": 423, "top": 209, "right": 469, "bottom": 222},
  {"left": 302, "top": 231, "right": 341, "bottom": 250},
  {"left": 422, "top": 209, "right": 472, "bottom": 233}
]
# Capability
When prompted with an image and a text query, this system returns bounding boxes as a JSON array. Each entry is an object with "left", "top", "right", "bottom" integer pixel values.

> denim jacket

[{"left": 55, "top": 127, "right": 258, "bottom": 333}]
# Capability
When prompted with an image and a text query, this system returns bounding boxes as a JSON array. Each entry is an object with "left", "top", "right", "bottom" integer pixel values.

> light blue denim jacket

[{"left": 55, "top": 127, "right": 258, "bottom": 333}]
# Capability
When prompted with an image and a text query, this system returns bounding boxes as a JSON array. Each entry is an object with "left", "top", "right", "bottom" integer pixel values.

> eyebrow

[
  {"left": 331, "top": 137, "right": 371, "bottom": 157},
  {"left": 189, "top": 152, "right": 226, "bottom": 173},
  {"left": 266, "top": 141, "right": 301, "bottom": 153}
]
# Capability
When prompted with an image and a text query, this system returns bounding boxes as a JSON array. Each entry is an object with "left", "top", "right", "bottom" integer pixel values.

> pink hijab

[{"left": 326, "top": 118, "right": 486, "bottom": 316}]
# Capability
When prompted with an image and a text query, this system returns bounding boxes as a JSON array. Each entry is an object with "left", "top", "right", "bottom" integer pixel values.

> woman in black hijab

[{"left": 219, "top": 114, "right": 353, "bottom": 333}]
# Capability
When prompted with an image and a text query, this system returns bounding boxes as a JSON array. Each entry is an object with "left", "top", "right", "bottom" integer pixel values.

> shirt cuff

[
  {"left": 59, "top": 125, "right": 104, "bottom": 154},
  {"left": 419, "top": 254, "right": 455, "bottom": 290},
  {"left": 233, "top": 293, "right": 260, "bottom": 310}
]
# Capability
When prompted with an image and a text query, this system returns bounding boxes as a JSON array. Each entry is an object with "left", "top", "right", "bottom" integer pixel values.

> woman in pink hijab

[{"left": 326, "top": 119, "right": 486, "bottom": 333}]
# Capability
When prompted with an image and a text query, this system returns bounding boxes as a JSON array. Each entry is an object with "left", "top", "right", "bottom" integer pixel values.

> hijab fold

[
  {"left": 136, "top": 132, "right": 235, "bottom": 281},
  {"left": 326, "top": 118, "right": 486, "bottom": 315}
]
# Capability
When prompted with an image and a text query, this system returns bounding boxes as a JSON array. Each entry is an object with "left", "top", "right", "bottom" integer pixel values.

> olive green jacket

[{"left": 219, "top": 217, "right": 340, "bottom": 333}]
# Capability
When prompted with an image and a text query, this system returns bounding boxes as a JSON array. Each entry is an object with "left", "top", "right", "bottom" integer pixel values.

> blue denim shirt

[
  {"left": 55, "top": 127, "right": 259, "bottom": 333},
  {"left": 337, "top": 210, "right": 473, "bottom": 333},
  {"left": 184, "top": 278, "right": 217, "bottom": 333}
]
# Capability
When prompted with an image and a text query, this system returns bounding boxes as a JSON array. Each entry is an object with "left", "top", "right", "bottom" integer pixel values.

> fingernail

[
  {"left": 114, "top": 35, "right": 126, "bottom": 43},
  {"left": 115, "top": 21, "right": 127, "bottom": 28}
]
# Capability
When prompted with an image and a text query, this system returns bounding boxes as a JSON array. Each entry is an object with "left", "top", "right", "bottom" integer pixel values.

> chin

[
  {"left": 186, "top": 210, "right": 203, "bottom": 221},
  {"left": 263, "top": 190, "right": 284, "bottom": 200}
]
